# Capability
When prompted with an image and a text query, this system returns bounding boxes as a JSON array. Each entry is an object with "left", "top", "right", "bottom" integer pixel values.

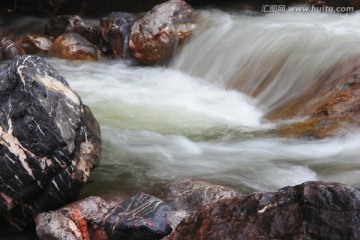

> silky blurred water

[
  {"left": 45, "top": 9, "right": 360, "bottom": 198},
  {"left": 2, "top": 9, "right": 360, "bottom": 214}
]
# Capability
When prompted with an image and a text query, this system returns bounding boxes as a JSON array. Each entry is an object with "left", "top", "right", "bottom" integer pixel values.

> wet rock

[
  {"left": 0, "top": 55, "right": 101, "bottom": 230},
  {"left": 36, "top": 196, "right": 110, "bottom": 240},
  {"left": 166, "top": 181, "right": 360, "bottom": 240},
  {"left": 104, "top": 192, "right": 177, "bottom": 240},
  {"left": 36, "top": 192, "right": 185, "bottom": 239},
  {"left": 129, "top": 0, "right": 197, "bottom": 65},
  {"left": 20, "top": 35, "right": 52, "bottom": 55},
  {"left": 45, "top": 15, "right": 99, "bottom": 44},
  {"left": 100, "top": 12, "right": 136, "bottom": 59},
  {"left": 274, "top": 61, "right": 360, "bottom": 138},
  {"left": 0, "top": 37, "right": 26, "bottom": 60},
  {"left": 164, "top": 179, "right": 240, "bottom": 211},
  {"left": 49, "top": 33, "right": 104, "bottom": 61}
]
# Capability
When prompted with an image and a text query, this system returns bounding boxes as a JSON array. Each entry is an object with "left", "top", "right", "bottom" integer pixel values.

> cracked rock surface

[
  {"left": 165, "top": 181, "right": 360, "bottom": 240},
  {"left": 0, "top": 55, "right": 101, "bottom": 230}
]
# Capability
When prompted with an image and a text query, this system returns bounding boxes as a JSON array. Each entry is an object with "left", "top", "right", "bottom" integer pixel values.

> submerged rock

[
  {"left": 45, "top": 15, "right": 99, "bottom": 44},
  {"left": 49, "top": 33, "right": 104, "bottom": 61},
  {"left": 165, "top": 181, "right": 360, "bottom": 240},
  {"left": 164, "top": 179, "right": 240, "bottom": 211},
  {"left": 0, "top": 55, "right": 101, "bottom": 230},
  {"left": 129, "top": 0, "right": 197, "bottom": 65},
  {"left": 274, "top": 61, "right": 360, "bottom": 138},
  {"left": 100, "top": 12, "right": 136, "bottom": 59}
]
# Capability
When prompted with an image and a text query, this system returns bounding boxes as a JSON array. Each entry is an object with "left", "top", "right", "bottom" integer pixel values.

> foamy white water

[
  {"left": 2, "top": 10, "right": 360, "bottom": 200},
  {"left": 172, "top": 10, "right": 360, "bottom": 113}
]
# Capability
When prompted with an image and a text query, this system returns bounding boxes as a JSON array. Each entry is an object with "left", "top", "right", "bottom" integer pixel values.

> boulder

[
  {"left": 36, "top": 192, "right": 186, "bottom": 240},
  {"left": 45, "top": 15, "right": 100, "bottom": 44},
  {"left": 0, "top": 55, "right": 101, "bottom": 230},
  {"left": 129, "top": 0, "right": 197, "bottom": 65},
  {"left": 273, "top": 61, "right": 360, "bottom": 138},
  {"left": 100, "top": 12, "right": 136, "bottom": 59},
  {"left": 165, "top": 181, "right": 360, "bottom": 240},
  {"left": 20, "top": 35, "right": 52, "bottom": 55},
  {"left": 36, "top": 196, "right": 110, "bottom": 240},
  {"left": 0, "top": 37, "right": 26, "bottom": 60},
  {"left": 307, "top": 0, "right": 360, "bottom": 9},
  {"left": 104, "top": 192, "right": 180, "bottom": 240},
  {"left": 163, "top": 179, "right": 240, "bottom": 211},
  {"left": 49, "top": 33, "right": 104, "bottom": 61}
]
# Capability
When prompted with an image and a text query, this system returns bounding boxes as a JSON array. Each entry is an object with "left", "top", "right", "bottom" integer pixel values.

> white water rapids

[
  {"left": 41, "top": 10, "right": 360, "bottom": 198},
  {"left": 2, "top": 10, "right": 360, "bottom": 203}
]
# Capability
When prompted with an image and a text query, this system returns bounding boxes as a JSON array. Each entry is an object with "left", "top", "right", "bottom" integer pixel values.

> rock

[
  {"left": 166, "top": 181, "right": 360, "bottom": 240},
  {"left": 45, "top": 15, "right": 99, "bottom": 44},
  {"left": 0, "top": 55, "right": 101, "bottom": 230},
  {"left": 14, "top": 0, "right": 235, "bottom": 17},
  {"left": 36, "top": 192, "right": 185, "bottom": 240},
  {"left": 36, "top": 196, "right": 110, "bottom": 240},
  {"left": 100, "top": 12, "right": 136, "bottom": 59},
  {"left": 20, "top": 35, "right": 52, "bottom": 55},
  {"left": 49, "top": 33, "right": 104, "bottom": 61},
  {"left": 272, "top": 61, "right": 360, "bottom": 138},
  {"left": 129, "top": 0, "right": 197, "bottom": 65},
  {"left": 0, "top": 37, "right": 26, "bottom": 60},
  {"left": 104, "top": 192, "right": 178, "bottom": 240},
  {"left": 164, "top": 179, "right": 240, "bottom": 211}
]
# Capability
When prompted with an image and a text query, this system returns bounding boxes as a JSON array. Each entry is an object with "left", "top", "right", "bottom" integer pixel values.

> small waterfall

[{"left": 172, "top": 10, "right": 360, "bottom": 113}]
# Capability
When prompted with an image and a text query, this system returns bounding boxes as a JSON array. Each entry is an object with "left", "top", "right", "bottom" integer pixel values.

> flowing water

[
  {"left": 2, "top": 8, "right": 360, "bottom": 225},
  {"left": 42, "top": 10, "right": 360, "bottom": 198}
]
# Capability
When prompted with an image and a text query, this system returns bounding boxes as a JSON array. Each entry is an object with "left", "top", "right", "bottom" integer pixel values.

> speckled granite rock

[
  {"left": 165, "top": 181, "right": 360, "bottom": 240},
  {"left": 0, "top": 55, "right": 101, "bottom": 230},
  {"left": 129, "top": 0, "right": 197, "bottom": 65}
]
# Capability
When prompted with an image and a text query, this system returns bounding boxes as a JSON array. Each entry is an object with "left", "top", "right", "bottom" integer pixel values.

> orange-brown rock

[
  {"left": 275, "top": 61, "right": 360, "bottom": 138},
  {"left": 20, "top": 35, "right": 52, "bottom": 55},
  {"left": 49, "top": 33, "right": 103, "bottom": 61},
  {"left": 129, "top": 0, "right": 197, "bottom": 65}
]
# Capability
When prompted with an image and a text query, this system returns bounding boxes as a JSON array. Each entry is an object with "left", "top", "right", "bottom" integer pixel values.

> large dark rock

[
  {"left": 100, "top": 12, "right": 136, "bottom": 59},
  {"left": 104, "top": 192, "right": 181, "bottom": 240},
  {"left": 45, "top": 15, "right": 100, "bottom": 44},
  {"left": 0, "top": 55, "right": 101, "bottom": 230},
  {"left": 164, "top": 179, "right": 240, "bottom": 211},
  {"left": 129, "top": 0, "right": 197, "bottom": 65},
  {"left": 49, "top": 33, "right": 104, "bottom": 61},
  {"left": 165, "top": 181, "right": 360, "bottom": 240}
]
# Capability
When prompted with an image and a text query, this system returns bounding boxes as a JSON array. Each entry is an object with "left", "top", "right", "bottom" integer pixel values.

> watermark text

[{"left": 261, "top": 5, "right": 354, "bottom": 13}]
